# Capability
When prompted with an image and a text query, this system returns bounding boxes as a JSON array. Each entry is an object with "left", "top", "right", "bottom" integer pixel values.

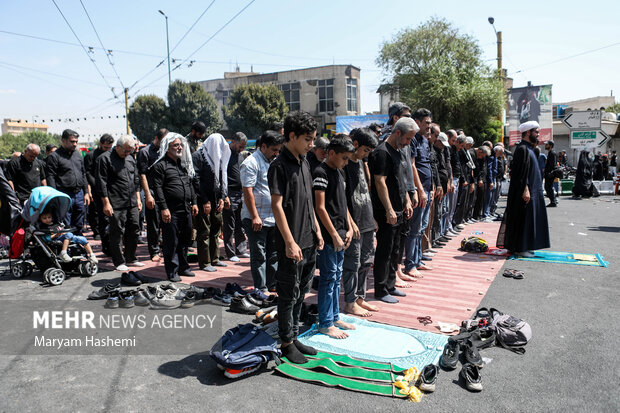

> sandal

[{"left": 503, "top": 269, "right": 524, "bottom": 279}]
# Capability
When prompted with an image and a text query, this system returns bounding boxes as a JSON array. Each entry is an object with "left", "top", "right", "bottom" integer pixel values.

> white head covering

[
  {"left": 153, "top": 132, "right": 195, "bottom": 178},
  {"left": 200, "top": 133, "right": 231, "bottom": 194},
  {"left": 465, "top": 136, "right": 474, "bottom": 145},
  {"left": 437, "top": 132, "right": 449, "bottom": 147},
  {"left": 518, "top": 121, "right": 540, "bottom": 133}
]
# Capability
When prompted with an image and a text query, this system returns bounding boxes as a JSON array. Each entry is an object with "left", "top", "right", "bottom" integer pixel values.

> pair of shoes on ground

[
  {"left": 503, "top": 268, "right": 524, "bottom": 279},
  {"left": 88, "top": 282, "right": 121, "bottom": 300},
  {"left": 121, "top": 271, "right": 151, "bottom": 286},
  {"left": 439, "top": 339, "right": 484, "bottom": 391},
  {"left": 115, "top": 260, "right": 146, "bottom": 272},
  {"left": 253, "top": 306, "right": 278, "bottom": 325}
]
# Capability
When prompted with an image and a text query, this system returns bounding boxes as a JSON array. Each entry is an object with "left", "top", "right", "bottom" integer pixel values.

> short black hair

[
  {"left": 260, "top": 130, "right": 284, "bottom": 148},
  {"left": 412, "top": 108, "right": 432, "bottom": 121},
  {"left": 269, "top": 121, "right": 284, "bottom": 131},
  {"left": 191, "top": 121, "right": 206, "bottom": 134},
  {"left": 327, "top": 134, "right": 355, "bottom": 154},
  {"left": 99, "top": 133, "right": 114, "bottom": 145},
  {"left": 233, "top": 132, "right": 247, "bottom": 142},
  {"left": 368, "top": 123, "right": 382, "bottom": 134},
  {"left": 533, "top": 147, "right": 540, "bottom": 157},
  {"left": 155, "top": 128, "right": 168, "bottom": 140},
  {"left": 62, "top": 129, "right": 79, "bottom": 140},
  {"left": 283, "top": 111, "right": 317, "bottom": 141},
  {"left": 45, "top": 144, "right": 57, "bottom": 152},
  {"left": 350, "top": 127, "right": 378, "bottom": 149},
  {"left": 546, "top": 141, "right": 555, "bottom": 147}
]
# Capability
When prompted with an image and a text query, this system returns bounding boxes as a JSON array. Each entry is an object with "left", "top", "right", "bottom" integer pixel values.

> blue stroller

[{"left": 15, "top": 186, "right": 98, "bottom": 285}]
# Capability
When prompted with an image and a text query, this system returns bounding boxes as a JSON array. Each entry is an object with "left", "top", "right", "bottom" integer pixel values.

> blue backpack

[{"left": 210, "top": 323, "right": 281, "bottom": 370}]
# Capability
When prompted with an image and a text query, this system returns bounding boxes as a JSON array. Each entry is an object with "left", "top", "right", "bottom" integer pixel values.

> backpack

[
  {"left": 210, "top": 323, "right": 281, "bottom": 372},
  {"left": 460, "top": 236, "right": 489, "bottom": 252},
  {"left": 9, "top": 220, "right": 26, "bottom": 259},
  {"left": 489, "top": 308, "right": 532, "bottom": 354}
]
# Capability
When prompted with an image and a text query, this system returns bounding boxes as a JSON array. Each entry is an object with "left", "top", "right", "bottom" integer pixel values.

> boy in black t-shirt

[
  {"left": 343, "top": 128, "right": 379, "bottom": 317},
  {"left": 314, "top": 135, "right": 356, "bottom": 339},
  {"left": 268, "top": 111, "right": 324, "bottom": 364}
]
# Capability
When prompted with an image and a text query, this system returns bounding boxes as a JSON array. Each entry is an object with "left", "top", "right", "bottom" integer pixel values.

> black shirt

[
  {"left": 306, "top": 150, "right": 322, "bottom": 174},
  {"left": 474, "top": 155, "right": 487, "bottom": 183},
  {"left": 544, "top": 150, "right": 557, "bottom": 175},
  {"left": 96, "top": 149, "right": 139, "bottom": 209},
  {"left": 45, "top": 146, "right": 88, "bottom": 194},
  {"left": 450, "top": 145, "right": 461, "bottom": 179},
  {"left": 152, "top": 155, "right": 197, "bottom": 212},
  {"left": 313, "top": 163, "right": 348, "bottom": 246},
  {"left": 368, "top": 140, "right": 406, "bottom": 221},
  {"left": 344, "top": 159, "right": 375, "bottom": 233},
  {"left": 434, "top": 145, "right": 450, "bottom": 191},
  {"left": 429, "top": 144, "right": 440, "bottom": 189},
  {"left": 5, "top": 155, "right": 45, "bottom": 202},
  {"left": 137, "top": 144, "right": 160, "bottom": 191},
  {"left": 268, "top": 145, "right": 317, "bottom": 251},
  {"left": 227, "top": 150, "right": 243, "bottom": 192},
  {"left": 410, "top": 134, "right": 432, "bottom": 192},
  {"left": 84, "top": 147, "right": 108, "bottom": 195},
  {"left": 192, "top": 151, "right": 223, "bottom": 206}
]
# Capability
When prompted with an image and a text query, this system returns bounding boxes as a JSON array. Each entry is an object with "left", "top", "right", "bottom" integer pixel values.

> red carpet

[{"left": 91, "top": 221, "right": 504, "bottom": 334}]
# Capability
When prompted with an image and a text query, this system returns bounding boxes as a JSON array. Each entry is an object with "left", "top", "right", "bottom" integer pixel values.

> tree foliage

[
  {"left": 167, "top": 80, "right": 223, "bottom": 136},
  {"left": 223, "top": 83, "right": 289, "bottom": 138},
  {"left": 127, "top": 95, "right": 167, "bottom": 144},
  {"left": 128, "top": 80, "right": 223, "bottom": 144},
  {"left": 377, "top": 17, "right": 505, "bottom": 142},
  {"left": 0, "top": 130, "right": 61, "bottom": 159}
]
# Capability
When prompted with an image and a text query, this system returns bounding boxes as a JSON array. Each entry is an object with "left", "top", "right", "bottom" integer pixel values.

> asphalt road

[{"left": 0, "top": 195, "right": 619, "bottom": 412}]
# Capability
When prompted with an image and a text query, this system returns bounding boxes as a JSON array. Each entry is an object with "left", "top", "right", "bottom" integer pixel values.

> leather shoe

[
  {"left": 230, "top": 296, "right": 260, "bottom": 314},
  {"left": 439, "top": 236, "right": 451, "bottom": 243},
  {"left": 121, "top": 272, "right": 142, "bottom": 286}
]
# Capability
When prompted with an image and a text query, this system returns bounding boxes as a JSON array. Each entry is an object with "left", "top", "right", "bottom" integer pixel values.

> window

[
  {"left": 347, "top": 78, "right": 357, "bottom": 112},
  {"left": 317, "top": 79, "right": 334, "bottom": 112},
  {"left": 279, "top": 83, "right": 301, "bottom": 111},
  {"left": 222, "top": 90, "right": 230, "bottom": 106}
]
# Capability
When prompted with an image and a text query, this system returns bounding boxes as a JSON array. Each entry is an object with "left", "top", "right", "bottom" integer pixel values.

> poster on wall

[{"left": 507, "top": 84, "right": 553, "bottom": 146}]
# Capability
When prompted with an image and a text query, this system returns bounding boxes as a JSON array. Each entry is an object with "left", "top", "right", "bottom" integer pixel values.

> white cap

[
  {"left": 437, "top": 132, "right": 449, "bottom": 147},
  {"left": 518, "top": 121, "right": 540, "bottom": 133}
]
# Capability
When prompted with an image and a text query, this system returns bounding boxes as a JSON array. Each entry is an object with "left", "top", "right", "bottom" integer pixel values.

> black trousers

[
  {"left": 162, "top": 209, "right": 192, "bottom": 279},
  {"left": 108, "top": 207, "right": 139, "bottom": 267},
  {"left": 373, "top": 220, "right": 401, "bottom": 298},
  {"left": 276, "top": 247, "right": 316, "bottom": 343},
  {"left": 544, "top": 176, "right": 557, "bottom": 205},
  {"left": 466, "top": 185, "right": 476, "bottom": 220},
  {"left": 222, "top": 190, "right": 247, "bottom": 258},
  {"left": 144, "top": 193, "right": 161, "bottom": 258},
  {"left": 94, "top": 196, "right": 110, "bottom": 254},
  {"left": 195, "top": 208, "right": 223, "bottom": 267},
  {"left": 87, "top": 202, "right": 98, "bottom": 236},
  {"left": 473, "top": 184, "right": 485, "bottom": 219},
  {"left": 453, "top": 183, "right": 469, "bottom": 225}
]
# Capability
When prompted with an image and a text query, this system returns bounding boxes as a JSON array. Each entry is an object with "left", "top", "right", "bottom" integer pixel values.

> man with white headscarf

[
  {"left": 497, "top": 121, "right": 550, "bottom": 257},
  {"left": 152, "top": 133, "right": 199, "bottom": 282},
  {"left": 192, "top": 133, "right": 231, "bottom": 272}
]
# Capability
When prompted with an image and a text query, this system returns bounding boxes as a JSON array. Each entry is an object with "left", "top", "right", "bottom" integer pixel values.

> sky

[{"left": 1, "top": 0, "right": 619, "bottom": 140}]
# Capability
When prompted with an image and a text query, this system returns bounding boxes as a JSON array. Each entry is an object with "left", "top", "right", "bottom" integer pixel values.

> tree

[
  {"left": 606, "top": 103, "right": 620, "bottom": 113},
  {"left": 0, "top": 130, "right": 60, "bottom": 159},
  {"left": 127, "top": 95, "right": 167, "bottom": 144},
  {"left": 223, "top": 84, "right": 289, "bottom": 138},
  {"left": 167, "top": 80, "right": 223, "bottom": 136},
  {"left": 377, "top": 17, "right": 505, "bottom": 142}
]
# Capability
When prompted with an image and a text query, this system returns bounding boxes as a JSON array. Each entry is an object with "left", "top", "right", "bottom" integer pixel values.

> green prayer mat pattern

[
  {"left": 508, "top": 250, "right": 608, "bottom": 267},
  {"left": 308, "top": 351, "right": 405, "bottom": 372},
  {"left": 298, "top": 314, "right": 448, "bottom": 369}
]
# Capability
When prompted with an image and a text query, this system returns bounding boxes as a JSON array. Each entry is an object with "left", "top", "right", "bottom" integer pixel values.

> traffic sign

[
  {"left": 570, "top": 130, "right": 611, "bottom": 149},
  {"left": 562, "top": 110, "right": 601, "bottom": 130}
]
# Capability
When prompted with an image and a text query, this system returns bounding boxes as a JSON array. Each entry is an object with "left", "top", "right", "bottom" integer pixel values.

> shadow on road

[{"left": 587, "top": 226, "right": 620, "bottom": 233}]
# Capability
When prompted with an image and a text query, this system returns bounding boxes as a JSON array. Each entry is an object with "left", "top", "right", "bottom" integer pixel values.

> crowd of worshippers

[{"left": 0, "top": 106, "right": 533, "bottom": 356}]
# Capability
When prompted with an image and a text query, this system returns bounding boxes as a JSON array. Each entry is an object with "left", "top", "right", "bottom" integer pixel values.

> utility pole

[
  {"left": 124, "top": 88, "right": 130, "bottom": 134},
  {"left": 489, "top": 17, "right": 504, "bottom": 143},
  {"left": 159, "top": 10, "right": 171, "bottom": 87}
]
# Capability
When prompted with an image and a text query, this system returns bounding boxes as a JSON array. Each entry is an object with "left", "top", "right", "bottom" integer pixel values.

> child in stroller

[{"left": 38, "top": 210, "right": 98, "bottom": 263}]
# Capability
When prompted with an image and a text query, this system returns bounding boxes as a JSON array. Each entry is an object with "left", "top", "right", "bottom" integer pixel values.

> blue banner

[{"left": 336, "top": 114, "right": 389, "bottom": 133}]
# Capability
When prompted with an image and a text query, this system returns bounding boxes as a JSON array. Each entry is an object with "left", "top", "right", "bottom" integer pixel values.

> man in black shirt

[
  {"left": 186, "top": 121, "right": 206, "bottom": 153},
  {"left": 84, "top": 134, "right": 114, "bottom": 242},
  {"left": 268, "top": 110, "right": 324, "bottom": 364},
  {"left": 544, "top": 140, "right": 558, "bottom": 207},
  {"left": 138, "top": 128, "right": 167, "bottom": 261},
  {"left": 472, "top": 146, "right": 490, "bottom": 220},
  {"left": 45, "top": 129, "right": 91, "bottom": 233},
  {"left": 152, "top": 133, "right": 199, "bottom": 282},
  {"left": 223, "top": 132, "right": 249, "bottom": 261},
  {"left": 446, "top": 130, "right": 462, "bottom": 233},
  {"left": 96, "top": 135, "right": 143, "bottom": 272},
  {"left": 368, "top": 117, "right": 417, "bottom": 304},
  {"left": 306, "top": 136, "right": 328, "bottom": 173},
  {"left": 6, "top": 144, "right": 46, "bottom": 204}
]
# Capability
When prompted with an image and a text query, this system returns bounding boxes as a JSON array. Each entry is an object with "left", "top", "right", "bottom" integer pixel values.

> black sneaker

[
  {"left": 225, "top": 282, "right": 247, "bottom": 297},
  {"left": 121, "top": 272, "right": 142, "bottom": 286},
  {"left": 418, "top": 364, "right": 438, "bottom": 392},
  {"left": 119, "top": 291, "right": 135, "bottom": 308},
  {"left": 105, "top": 292, "right": 120, "bottom": 309},
  {"left": 130, "top": 271, "right": 150, "bottom": 284},
  {"left": 464, "top": 339, "right": 484, "bottom": 368},
  {"left": 181, "top": 291, "right": 197, "bottom": 308},
  {"left": 439, "top": 339, "right": 460, "bottom": 369},
  {"left": 88, "top": 283, "right": 120, "bottom": 300},
  {"left": 460, "top": 363, "right": 483, "bottom": 392},
  {"left": 134, "top": 288, "right": 153, "bottom": 306}
]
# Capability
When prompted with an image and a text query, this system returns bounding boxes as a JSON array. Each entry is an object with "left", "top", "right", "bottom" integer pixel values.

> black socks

[
  {"left": 294, "top": 340, "right": 317, "bottom": 355},
  {"left": 281, "top": 343, "right": 308, "bottom": 364}
]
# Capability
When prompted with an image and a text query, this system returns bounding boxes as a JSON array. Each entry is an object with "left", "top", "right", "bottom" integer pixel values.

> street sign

[
  {"left": 562, "top": 110, "right": 601, "bottom": 130},
  {"left": 570, "top": 130, "right": 611, "bottom": 149}
]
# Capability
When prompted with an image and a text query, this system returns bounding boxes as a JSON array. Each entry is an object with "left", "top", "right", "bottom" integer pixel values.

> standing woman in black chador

[{"left": 572, "top": 145, "right": 599, "bottom": 198}]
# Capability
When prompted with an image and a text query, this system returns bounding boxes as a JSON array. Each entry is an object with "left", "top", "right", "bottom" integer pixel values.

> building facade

[
  {"left": 1, "top": 119, "right": 49, "bottom": 136},
  {"left": 198, "top": 64, "right": 361, "bottom": 134}
]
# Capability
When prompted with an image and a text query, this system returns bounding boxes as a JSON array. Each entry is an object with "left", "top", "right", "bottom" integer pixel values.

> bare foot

[
  {"left": 395, "top": 274, "right": 413, "bottom": 288},
  {"left": 404, "top": 268, "right": 424, "bottom": 278},
  {"left": 357, "top": 299, "right": 379, "bottom": 312},
  {"left": 399, "top": 272, "right": 418, "bottom": 282},
  {"left": 151, "top": 255, "right": 161, "bottom": 262},
  {"left": 319, "top": 326, "right": 349, "bottom": 339},
  {"left": 334, "top": 320, "right": 356, "bottom": 330},
  {"left": 345, "top": 302, "right": 372, "bottom": 317},
  {"left": 417, "top": 263, "right": 433, "bottom": 271}
]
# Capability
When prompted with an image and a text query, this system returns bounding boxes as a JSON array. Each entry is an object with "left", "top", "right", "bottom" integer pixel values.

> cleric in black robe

[
  {"left": 572, "top": 149, "right": 598, "bottom": 198},
  {"left": 497, "top": 121, "right": 550, "bottom": 256}
]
